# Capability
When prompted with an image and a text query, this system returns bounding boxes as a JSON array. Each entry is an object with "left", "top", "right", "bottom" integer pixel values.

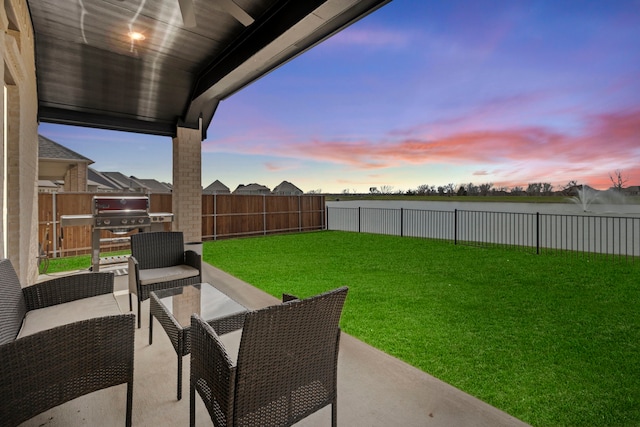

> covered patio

[
  {"left": 3, "top": 1, "right": 530, "bottom": 425},
  {"left": 24, "top": 262, "right": 529, "bottom": 426}
]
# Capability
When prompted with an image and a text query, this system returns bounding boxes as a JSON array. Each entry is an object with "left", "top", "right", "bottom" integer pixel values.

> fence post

[
  {"left": 263, "top": 195, "right": 267, "bottom": 236},
  {"left": 358, "top": 207, "right": 361, "bottom": 233},
  {"left": 400, "top": 208, "right": 404, "bottom": 237},
  {"left": 298, "top": 196, "right": 302, "bottom": 232},
  {"left": 454, "top": 209, "right": 458, "bottom": 245},
  {"left": 325, "top": 206, "right": 328, "bottom": 230},
  {"left": 536, "top": 212, "right": 540, "bottom": 255},
  {"left": 52, "top": 192, "right": 58, "bottom": 257},
  {"left": 213, "top": 194, "right": 217, "bottom": 241}
]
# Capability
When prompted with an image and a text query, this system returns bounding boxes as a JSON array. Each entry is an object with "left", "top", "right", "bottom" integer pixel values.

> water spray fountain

[{"left": 569, "top": 185, "right": 629, "bottom": 213}]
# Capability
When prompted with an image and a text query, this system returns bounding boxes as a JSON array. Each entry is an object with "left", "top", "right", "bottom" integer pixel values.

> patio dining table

[{"left": 149, "top": 283, "right": 247, "bottom": 400}]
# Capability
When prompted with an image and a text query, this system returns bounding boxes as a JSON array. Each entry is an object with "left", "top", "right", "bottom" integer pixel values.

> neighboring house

[
  {"left": 38, "top": 134, "right": 94, "bottom": 192},
  {"left": 233, "top": 183, "right": 271, "bottom": 195},
  {"left": 623, "top": 186, "right": 640, "bottom": 196},
  {"left": 88, "top": 168, "right": 126, "bottom": 192},
  {"left": 39, "top": 136, "right": 172, "bottom": 194},
  {"left": 134, "top": 177, "right": 172, "bottom": 194},
  {"left": 38, "top": 179, "right": 62, "bottom": 193},
  {"left": 100, "top": 172, "right": 148, "bottom": 193},
  {"left": 272, "top": 180, "right": 303, "bottom": 195},
  {"left": 203, "top": 180, "right": 231, "bottom": 194}
]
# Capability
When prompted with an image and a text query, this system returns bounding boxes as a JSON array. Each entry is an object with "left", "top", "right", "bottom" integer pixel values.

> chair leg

[
  {"left": 126, "top": 380, "right": 133, "bottom": 427},
  {"left": 137, "top": 299, "right": 142, "bottom": 328},
  {"left": 332, "top": 400, "right": 337, "bottom": 427},
  {"left": 189, "top": 382, "right": 196, "bottom": 427},
  {"left": 149, "top": 311, "right": 154, "bottom": 345},
  {"left": 177, "top": 354, "right": 183, "bottom": 400},
  {"left": 128, "top": 293, "right": 133, "bottom": 312}
]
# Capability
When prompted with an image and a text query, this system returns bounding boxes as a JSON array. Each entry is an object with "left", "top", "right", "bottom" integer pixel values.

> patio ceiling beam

[{"left": 39, "top": 106, "right": 178, "bottom": 137}]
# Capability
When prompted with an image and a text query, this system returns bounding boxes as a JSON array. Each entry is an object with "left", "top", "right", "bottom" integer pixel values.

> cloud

[
  {"left": 264, "top": 162, "right": 284, "bottom": 171},
  {"left": 201, "top": 106, "right": 640, "bottom": 190}
]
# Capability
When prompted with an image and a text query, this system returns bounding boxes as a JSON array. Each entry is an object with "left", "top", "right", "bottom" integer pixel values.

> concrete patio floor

[{"left": 24, "top": 262, "right": 530, "bottom": 427}]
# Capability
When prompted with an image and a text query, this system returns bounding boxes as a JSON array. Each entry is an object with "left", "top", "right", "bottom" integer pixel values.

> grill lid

[{"left": 93, "top": 196, "right": 149, "bottom": 215}]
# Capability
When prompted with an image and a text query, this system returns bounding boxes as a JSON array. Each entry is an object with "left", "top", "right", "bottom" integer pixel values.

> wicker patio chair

[
  {"left": 0, "top": 259, "right": 134, "bottom": 427},
  {"left": 128, "top": 231, "right": 201, "bottom": 328},
  {"left": 190, "top": 286, "right": 348, "bottom": 427}
]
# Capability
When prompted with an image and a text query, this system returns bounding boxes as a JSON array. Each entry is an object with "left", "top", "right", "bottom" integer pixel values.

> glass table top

[{"left": 155, "top": 283, "right": 246, "bottom": 328}]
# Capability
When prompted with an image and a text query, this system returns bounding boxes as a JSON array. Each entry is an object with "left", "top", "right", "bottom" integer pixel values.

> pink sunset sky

[{"left": 39, "top": 0, "right": 640, "bottom": 193}]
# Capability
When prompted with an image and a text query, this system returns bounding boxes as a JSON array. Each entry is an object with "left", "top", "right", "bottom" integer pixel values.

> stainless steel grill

[
  {"left": 93, "top": 196, "right": 151, "bottom": 232},
  {"left": 61, "top": 196, "right": 173, "bottom": 271}
]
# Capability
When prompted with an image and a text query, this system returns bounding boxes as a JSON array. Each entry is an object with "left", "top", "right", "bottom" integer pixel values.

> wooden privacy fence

[{"left": 38, "top": 193, "right": 325, "bottom": 258}]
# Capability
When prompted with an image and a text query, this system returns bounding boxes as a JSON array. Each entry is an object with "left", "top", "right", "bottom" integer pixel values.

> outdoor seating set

[
  {"left": 0, "top": 259, "right": 134, "bottom": 426},
  {"left": 0, "top": 231, "right": 348, "bottom": 426}
]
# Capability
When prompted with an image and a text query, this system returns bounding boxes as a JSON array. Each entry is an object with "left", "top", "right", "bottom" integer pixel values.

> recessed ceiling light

[{"left": 128, "top": 31, "right": 145, "bottom": 41}]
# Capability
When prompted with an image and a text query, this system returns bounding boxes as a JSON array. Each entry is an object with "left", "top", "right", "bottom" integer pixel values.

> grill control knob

[
  {"left": 138, "top": 218, "right": 145, "bottom": 224},
  {"left": 122, "top": 219, "right": 128, "bottom": 224},
  {"left": 103, "top": 219, "right": 111, "bottom": 225}
]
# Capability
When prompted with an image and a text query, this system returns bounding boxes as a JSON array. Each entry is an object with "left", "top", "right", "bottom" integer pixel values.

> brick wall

[
  {"left": 172, "top": 125, "right": 202, "bottom": 243},
  {"left": 1, "top": 0, "right": 40, "bottom": 285}
]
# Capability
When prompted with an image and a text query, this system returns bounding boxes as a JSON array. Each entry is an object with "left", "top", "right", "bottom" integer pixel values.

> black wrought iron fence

[{"left": 326, "top": 207, "right": 640, "bottom": 262}]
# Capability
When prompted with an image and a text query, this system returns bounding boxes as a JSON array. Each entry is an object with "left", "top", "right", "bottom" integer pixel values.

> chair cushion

[
  {"left": 17, "top": 294, "right": 121, "bottom": 339},
  {"left": 219, "top": 329, "right": 242, "bottom": 366},
  {"left": 138, "top": 265, "right": 199, "bottom": 286}
]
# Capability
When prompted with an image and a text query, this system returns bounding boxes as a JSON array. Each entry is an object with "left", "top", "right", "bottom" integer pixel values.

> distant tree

[
  {"left": 437, "top": 186, "right": 445, "bottom": 196},
  {"left": 379, "top": 185, "right": 394, "bottom": 194},
  {"left": 457, "top": 186, "right": 467, "bottom": 196},
  {"left": 405, "top": 189, "right": 416, "bottom": 196},
  {"left": 465, "top": 183, "right": 479, "bottom": 195},
  {"left": 341, "top": 188, "right": 351, "bottom": 194},
  {"left": 511, "top": 186, "right": 524, "bottom": 193},
  {"left": 542, "top": 183, "right": 554, "bottom": 195},
  {"left": 306, "top": 189, "right": 322, "bottom": 194},
  {"left": 478, "top": 183, "right": 494, "bottom": 196},
  {"left": 369, "top": 187, "right": 379, "bottom": 194},
  {"left": 609, "top": 169, "right": 628, "bottom": 191},
  {"left": 444, "top": 183, "right": 456, "bottom": 195},
  {"left": 526, "top": 183, "right": 542, "bottom": 195},
  {"left": 416, "top": 184, "right": 436, "bottom": 195},
  {"left": 492, "top": 186, "right": 509, "bottom": 194}
]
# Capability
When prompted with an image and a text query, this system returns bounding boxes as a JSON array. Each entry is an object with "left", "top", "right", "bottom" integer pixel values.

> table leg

[{"left": 149, "top": 311, "right": 153, "bottom": 345}]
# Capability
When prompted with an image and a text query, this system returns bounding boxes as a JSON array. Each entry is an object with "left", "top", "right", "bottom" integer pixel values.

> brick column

[{"left": 172, "top": 123, "right": 202, "bottom": 244}]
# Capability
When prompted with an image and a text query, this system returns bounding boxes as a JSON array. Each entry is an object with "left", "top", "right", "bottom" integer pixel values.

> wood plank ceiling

[{"left": 27, "top": 0, "right": 391, "bottom": 138}]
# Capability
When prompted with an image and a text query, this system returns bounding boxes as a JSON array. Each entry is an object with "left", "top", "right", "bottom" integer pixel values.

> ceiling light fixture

[{"left": 128, "top": 31, "right": 146, "bottom": 41}]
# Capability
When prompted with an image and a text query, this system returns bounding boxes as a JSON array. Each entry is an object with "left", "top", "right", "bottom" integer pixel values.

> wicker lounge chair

[
  {"left": 190, "top": 286, "right": 348, "bottom": 427},
  {"left": 0, "top": 258, "right": 134, "bottom": 427},
  {"left": 128, "top": 231, "right": 201, "bottom": 328}
]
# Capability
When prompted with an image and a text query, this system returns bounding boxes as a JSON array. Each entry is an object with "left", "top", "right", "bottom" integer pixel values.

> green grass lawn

[
  {"left": 44, "top": 250, "right": 130, "bottom": 274},
  {"left": 202, "top": 231, "right": 640, "bottom": 427}
]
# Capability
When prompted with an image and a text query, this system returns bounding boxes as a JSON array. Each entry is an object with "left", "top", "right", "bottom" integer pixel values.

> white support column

[{"left": 172, "top": 122, "right": 202, "bottom": 244}]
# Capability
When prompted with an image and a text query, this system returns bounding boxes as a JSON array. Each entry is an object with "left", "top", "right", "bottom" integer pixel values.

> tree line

[{"left": 325, "top": 170, "right": 631, "bottom": 197}]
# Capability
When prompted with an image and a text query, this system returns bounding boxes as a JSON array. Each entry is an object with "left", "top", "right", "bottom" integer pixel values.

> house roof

[
  {"left": 273, "top": 180, "right": 303, "bottom": 194},
  {"left": 100, "top": 172, "right": 147, "bottom": 191},
  {"left": 88, "top": 168, "right": 126, "bottom": 191},
  {"left": 134, "top": 178, "right": 173, "bottom": 194},
  {"left": 204, "top": 180, "right": 231, "bottom": 193},
  {"left": 38, "top": 134, "right": 94, "bottom": 180},
  {"left": 27, "top": 0, "right": 392, "bottom": 138},
  {"left": 38, "top": 135, "right": 93, "bottom": 162},
  {"left": 234, "top": 183, "right": 271, "bottom": 192}
]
